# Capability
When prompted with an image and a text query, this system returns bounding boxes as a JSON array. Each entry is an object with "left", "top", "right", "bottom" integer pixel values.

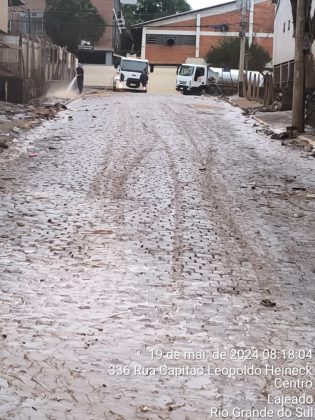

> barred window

[
  {"left": 146, "top": 34, "right": 196, "bottom": 45},
  {"left": 19, "top": 11, "right": 44, "bottom": 36}
]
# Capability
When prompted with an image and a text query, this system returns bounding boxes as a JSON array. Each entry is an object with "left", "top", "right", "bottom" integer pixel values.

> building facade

[
  {"left": 272, "top": 0, "right": 315, "bottom": 90},
  {"left": 90, "top": 0, "right": 120, "bottom": 52},
  {"left": 135, "top": 0, "right": 274, "bottom": 65},
  {"left": 1, "top": 0, "right": 77, "bottom": 102},
  {"left": 7, "top": 0, "right": 124, "bottom": 63},
  {"left": 0, "top": 0, "right": 9, "bottom": 33}
]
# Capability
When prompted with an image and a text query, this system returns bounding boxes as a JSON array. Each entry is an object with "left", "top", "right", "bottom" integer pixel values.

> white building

[
  {"left": 273, "top": 0, "right": 315, "bottom": 89},
  {"left": 0, "top": 0, "right": 8, "bottom": 33}
]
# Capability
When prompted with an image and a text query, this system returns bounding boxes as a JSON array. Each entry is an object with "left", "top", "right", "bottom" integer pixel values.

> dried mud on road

[{"left": 0, "top": 93, "right": 314, "bottom": 419}]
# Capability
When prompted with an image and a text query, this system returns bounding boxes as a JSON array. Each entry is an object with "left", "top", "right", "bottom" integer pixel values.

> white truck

[
  {"left": 176, "top": 63, "right": 264, "bottom": 95},
  {"left": 176, "top": 63, "right": 221, "bottom": 95},
  {"left": 113, "top": 56, "right": 154, "bottom": 92}
]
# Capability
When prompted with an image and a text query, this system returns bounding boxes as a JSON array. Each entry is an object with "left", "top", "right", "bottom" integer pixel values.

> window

[
  {"left": 178, "top": 65, "right": 194, "bottom": 76},
  {"left": 288, "top": 20, "right": 290, "bottom": 30},
  {"left": 19, "top": 11, "right": 44, "bottom": 35},
  {"left": 121, "top": 59, "right": 148, "bottom": 73},
  {"left": 195, "top": 67, "right": 205, "bottom": 81},
  {"left": 146, "top": 34, "right": 196, "bottom": 46},
  {"left": 283, "top": 22, "right": 285, "bottom": 32}
]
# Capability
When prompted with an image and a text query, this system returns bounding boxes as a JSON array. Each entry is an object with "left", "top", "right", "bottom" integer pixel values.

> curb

[
  {"left": 253, "top": 115, "right": 315, "bottom": 148},
  {"left": 226, "top": 99, "right": 315, "bottom": 151},
  {"left": 252, "top": 115, "right": 268, "bottom": 127}
]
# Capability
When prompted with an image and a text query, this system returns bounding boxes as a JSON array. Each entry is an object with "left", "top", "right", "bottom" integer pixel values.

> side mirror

[
  {"left": 114, "top": 58, "right": 120, "bottom": 69},
  {"left": 150, "top": 64, "right": 154, "bottom": 73},
  {"left": 176, "top": 65, "right": 180, "bottom": 75}
]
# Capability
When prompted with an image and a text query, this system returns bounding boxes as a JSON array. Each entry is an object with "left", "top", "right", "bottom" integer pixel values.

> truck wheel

[{"left": 200, "top": 88, "right": 207, "bottom": 96}]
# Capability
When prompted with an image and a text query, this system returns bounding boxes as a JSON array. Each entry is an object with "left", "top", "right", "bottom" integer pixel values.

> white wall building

[
  {"left": 273, "top": 0, "right": 315, "bottom": 89},
  {"left": 0, "top": 0, "right": 9, "bottom": 33}
]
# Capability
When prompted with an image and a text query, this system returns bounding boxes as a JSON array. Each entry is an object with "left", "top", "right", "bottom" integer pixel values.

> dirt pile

[{"left": 0, "top": 101, "right": 68, "bottom": 152}]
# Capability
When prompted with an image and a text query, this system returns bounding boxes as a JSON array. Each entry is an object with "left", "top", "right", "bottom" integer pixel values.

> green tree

[
  {"left": 121, "top": 0, "right": 191, "bottom": 55},
  {"left": 44, "top": 0, "right": 105, "bottom": 54},
  {"left": 205, "top": 37, "right": 271, "bottom": 72},
  {"left": 126, "top": 0, "right": 191, "bottom": 23}
]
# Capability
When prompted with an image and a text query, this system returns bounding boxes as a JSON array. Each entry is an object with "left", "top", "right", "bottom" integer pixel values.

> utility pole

[
  {"left": 238, "top": 0, "right": 247, "bottom": 97},
  {"left": 292, "top": 0, "right": 306, "bottom": 132}
]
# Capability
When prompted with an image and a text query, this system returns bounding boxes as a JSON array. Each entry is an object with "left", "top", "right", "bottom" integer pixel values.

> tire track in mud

[
  {"left": 166, "top": 97, "right": 315, "bottom": 322},
  {"left": 142, "top": 123, "right": 184, "bottom": 285},
  {"left": 163, "top": 99, "right": 285, "bottom": 294},
  {"left": 0, "top": 93, "right": 314, "bottom": 419}
]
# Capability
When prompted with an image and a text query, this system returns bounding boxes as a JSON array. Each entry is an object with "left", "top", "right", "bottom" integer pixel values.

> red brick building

[
  {"left": 90, "top": 0, "right": 121, "bottom": 52},
  {"left": 135, "top": 0, "right": 274, "bottom": 65}
]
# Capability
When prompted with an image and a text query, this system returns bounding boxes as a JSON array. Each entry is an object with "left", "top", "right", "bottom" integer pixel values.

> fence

[
  {"left": 0, "top": 33, "right": 77, "bottom": 102},
  {"left": 242, "top": 71, "right": 274, "bottom": 106},
  {"left": 244, "top": 71, "right": 262, "bottom": 102}
]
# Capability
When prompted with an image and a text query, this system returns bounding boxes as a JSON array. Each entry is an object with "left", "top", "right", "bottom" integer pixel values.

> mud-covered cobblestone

[{"left": 0, "top": 93, "right": 314, "bottom": 419}]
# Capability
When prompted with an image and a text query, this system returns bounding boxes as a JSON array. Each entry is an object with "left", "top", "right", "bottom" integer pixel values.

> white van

[{"left": 113, "top": 57, "right": 154, "bottom": 92}]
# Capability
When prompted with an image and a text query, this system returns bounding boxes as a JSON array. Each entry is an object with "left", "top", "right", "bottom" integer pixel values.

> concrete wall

[
  {"left": 0, "top": 33, "right": 77, "bottom": 102},
  {"left": 0, "top": 76, "right": 47, "bottom": 102},
  {"left": 0, "top": 0, "right": 8, "bottom": 33}
]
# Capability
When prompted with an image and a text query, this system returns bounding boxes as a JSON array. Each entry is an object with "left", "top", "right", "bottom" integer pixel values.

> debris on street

[{"left": 0, "top": 93, "right": 314, "bottom": 419}]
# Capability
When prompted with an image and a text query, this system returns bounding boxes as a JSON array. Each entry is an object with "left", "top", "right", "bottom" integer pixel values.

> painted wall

[
  {"left": 0, "top": 0, "right": 8, "bottom": 33},
  {"left": 272, "top": 0, "right": 295, "bottom": 65},
  {"left": 273, "top": 0, "right": 315, "bottom": 66}
]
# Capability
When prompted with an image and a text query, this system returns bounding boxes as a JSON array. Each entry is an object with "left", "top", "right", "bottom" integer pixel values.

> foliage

[
  {"left": 44, "top": 0, "right": 105, "bottom": 54},
  {"left": 120, "top": 0, "right": 191, "bottom": 55},
  {"left": 205, "top": 37, "right": 271, "bottom": 72},
  {"left": 247, "top": 42, "right": 272, "bottom": 71},
  {"left": 123, "top": 0, "right": 191, "bottom": 25}
]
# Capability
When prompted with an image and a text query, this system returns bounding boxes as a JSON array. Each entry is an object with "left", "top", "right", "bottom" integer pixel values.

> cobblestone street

[{"left": 0, "top": 93, "right": 314, "bottom": 419}]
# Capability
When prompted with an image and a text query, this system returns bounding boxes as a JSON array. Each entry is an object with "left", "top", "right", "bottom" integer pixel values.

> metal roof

[{"left": 133, "top": 0, "right": 236, "bottom": 27}]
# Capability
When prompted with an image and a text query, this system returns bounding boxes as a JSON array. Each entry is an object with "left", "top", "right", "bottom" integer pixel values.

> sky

[{"left": 188, "top": 0, "right": 229, "bottom": 10}]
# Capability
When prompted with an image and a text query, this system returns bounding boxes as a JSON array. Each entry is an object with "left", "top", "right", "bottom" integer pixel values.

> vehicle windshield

[
  {"left": 178, "top": 65, "right": 194, "bottom": 76},
  {"left": 121, "top": 59, "right": 148, "bottom": 73}
]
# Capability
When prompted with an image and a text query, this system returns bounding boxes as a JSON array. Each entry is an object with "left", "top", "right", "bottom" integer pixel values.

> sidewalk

[{"left": 227, "top": 96, "right": 315, "bottom": 149}]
